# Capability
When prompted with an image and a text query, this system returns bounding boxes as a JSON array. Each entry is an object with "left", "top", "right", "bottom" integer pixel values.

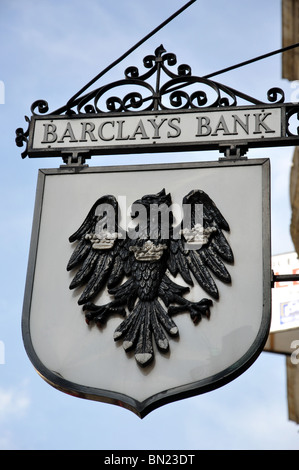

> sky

[{"left": 1, "top": 0, "right": 299, "bottom": 450}]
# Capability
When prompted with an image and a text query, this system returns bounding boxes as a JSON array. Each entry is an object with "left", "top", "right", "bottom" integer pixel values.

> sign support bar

[{"left": 272, "top": 272, "right": 299, "bottom": 287}]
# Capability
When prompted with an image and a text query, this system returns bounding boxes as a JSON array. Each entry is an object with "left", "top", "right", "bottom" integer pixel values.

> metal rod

[
  {"left": 204, "top": 41, "right": 299, "bottom": 79},
  {"left": 272, "top": 273, "right": 299, "bottom": 287},
  {"left": 65, "top": 0, "right": 197, "bottom": 113},
  {"left": 59, "top": 38, "right": 297, "bottom": 115}
]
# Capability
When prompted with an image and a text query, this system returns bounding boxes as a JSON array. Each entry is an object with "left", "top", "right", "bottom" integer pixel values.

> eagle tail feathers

[{"left": 113, "top": 299, "right": 179, "bottom": 367}]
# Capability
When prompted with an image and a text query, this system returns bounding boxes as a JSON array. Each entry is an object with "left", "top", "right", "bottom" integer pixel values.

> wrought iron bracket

[
  {"left": 60, "top": 151, "right": 90, "bottom": 167},
  {"left": 16, "top": 46, "right": 299, "bottom": 162},
  {"left": 271, "top": 270, "right": 299, "bottom": 288}
]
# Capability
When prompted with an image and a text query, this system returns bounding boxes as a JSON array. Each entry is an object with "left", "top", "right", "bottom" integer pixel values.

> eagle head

[
  {"left": 132, "top": 188, "right": 172, "bottom": 212},
  {"left": 129, "top": 189, "right": 173, "bottom": 240}
]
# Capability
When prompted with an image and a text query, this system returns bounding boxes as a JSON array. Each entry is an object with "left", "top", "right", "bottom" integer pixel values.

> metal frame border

[
  {"left": 26, "top": 105, "right": 288, "bottom": 159},
  {"left": 22, "top": 158, "right": 271, "bottom": 418}
]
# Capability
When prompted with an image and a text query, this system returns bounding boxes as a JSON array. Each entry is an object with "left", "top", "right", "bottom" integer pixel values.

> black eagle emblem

[{"left": 67, "top": 189, "right": 233, "bottom": 367}]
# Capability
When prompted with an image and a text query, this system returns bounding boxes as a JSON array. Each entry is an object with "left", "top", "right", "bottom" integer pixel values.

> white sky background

[{"left": 0, "top": 0, "right": 299, "bottom": 450}]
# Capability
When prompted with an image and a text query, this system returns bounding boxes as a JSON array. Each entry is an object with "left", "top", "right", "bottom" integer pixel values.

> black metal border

[{"left": 22, "top": 159, "right": 271, "bottom": 418}]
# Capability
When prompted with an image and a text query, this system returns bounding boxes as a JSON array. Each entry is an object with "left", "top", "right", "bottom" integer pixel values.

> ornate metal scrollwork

[
  {"left": 31, "top": 99, "right": 50, "bottom": 115},
  {"left": 15, "top": 116, "right": 30, "bottom": 158},
  {"left": 70, "top": 45, "right": 286, "bottom": 114},
  {"left": 22, "top": 45, "right": 286, "bottom": 118},
  {"left": 15, "top": 101, "right": 50, "bottom": 158},
  {"left": 16, "top": 44, "right": 299, "bottom": 160}
]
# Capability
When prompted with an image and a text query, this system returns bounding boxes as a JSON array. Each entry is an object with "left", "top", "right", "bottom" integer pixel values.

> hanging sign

[{"left": 22, "top": 159, "right": 271, "bottom": 417}]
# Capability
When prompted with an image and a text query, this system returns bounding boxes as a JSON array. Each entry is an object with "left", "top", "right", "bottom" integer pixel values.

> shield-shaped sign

[{"left": 22, "top": 158, "right": 271, "bottom": 417}]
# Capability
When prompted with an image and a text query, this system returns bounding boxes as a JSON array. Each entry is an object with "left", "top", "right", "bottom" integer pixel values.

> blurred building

[
  {"left": 282, "top": 0, "right": 299, "bottom": 80},
  {"left": 283, "top": 0, "right": 299, "bottom": 255},
  {"left": 265, "top": 251, "right": 299, "bottom": 423},
  {"left": 264, "top": 0, "right": 299, "bottom": 424}
]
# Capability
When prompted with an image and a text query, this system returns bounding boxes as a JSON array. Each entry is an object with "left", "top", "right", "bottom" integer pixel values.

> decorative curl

[
  {"left": 94, "top": 80, "right": 155, "bottom": 113},
  {"left": 125, "top": 66, "right": 140, "bottom": 79},
  {"left": 31, "top": 99, "right": 49, "bottom": 115},
  {"left": 267, "top": 87, "right": 285, "bottom": 104},
  {"left": 169, "top": 90, "right": 190, "bottom": 109},
  {"left": 191, "top": 90, "right": 208, "bottom": 107},
  {"left": 15, "top": 116, "right": 30, "bottom": 158},
  {"left": 177, "top": 64, "right": 192, "bottom": 77},
  {"left": 105, "top": 92, "right": 144, "bottom": 112},
  {"left": 106, "top": 96, "right": 123, "bottom": 112},
  {"left": 162, "top": 52, "right": 177, "bottom": 67},
  {"left": 143, "top": 54, "right": 157, "bottom": 70}
]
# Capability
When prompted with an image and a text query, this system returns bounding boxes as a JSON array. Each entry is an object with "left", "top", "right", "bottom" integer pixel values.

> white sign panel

[
  {"left": 28, "top": 108, "right": 282, "bottom": 157},
  {"left": 23, "top": 159, "right": 271, "bottom": 417}
]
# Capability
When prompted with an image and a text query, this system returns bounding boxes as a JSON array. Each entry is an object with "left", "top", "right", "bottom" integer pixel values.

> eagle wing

[
  {"left": 168, "top": 189, "right": 233, "bottom": 300},
  {"left": 67, "top": 195, "right": 129, "bottom": 306}
]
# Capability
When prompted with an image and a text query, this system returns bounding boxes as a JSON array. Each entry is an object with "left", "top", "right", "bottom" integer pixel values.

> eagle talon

[
  {"left": 190, "top": 299, "right": 213, "bottom": 323},
  {"left": 168, "top": 298, "right": 213, "bottom": 324},
  {"left": 83, "top": 302, "right": 126, "bottom": 325}
]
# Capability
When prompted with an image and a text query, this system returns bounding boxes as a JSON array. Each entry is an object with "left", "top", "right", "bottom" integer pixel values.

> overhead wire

[
  {"left": 204, "top": 42, "right": 299, "bottom": 79},
  {"left": 55, "top": 0, "right": 299, "bottom": 113}
]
